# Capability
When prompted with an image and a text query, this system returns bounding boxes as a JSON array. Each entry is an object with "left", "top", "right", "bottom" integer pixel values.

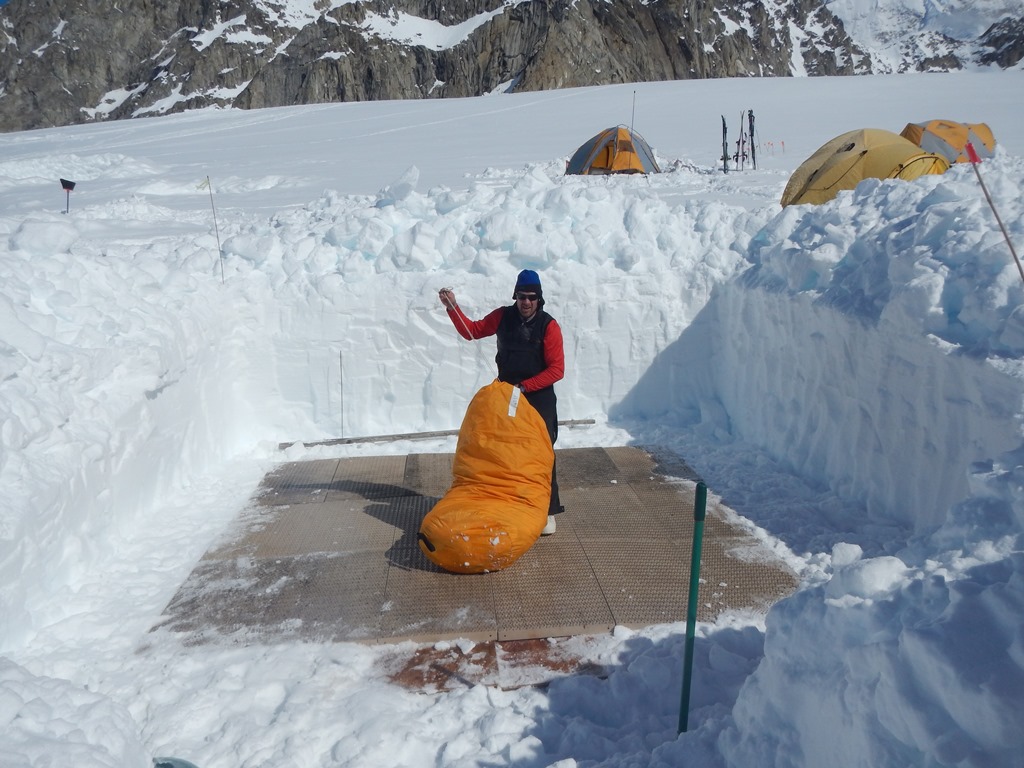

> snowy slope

[{"left": 1, "top": 71, "right": 1023, "bottom": 767}]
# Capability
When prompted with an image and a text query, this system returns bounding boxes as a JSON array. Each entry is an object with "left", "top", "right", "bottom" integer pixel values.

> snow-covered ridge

[{"left": 825, "top": 0, "right": 1024, "bottom": 71}]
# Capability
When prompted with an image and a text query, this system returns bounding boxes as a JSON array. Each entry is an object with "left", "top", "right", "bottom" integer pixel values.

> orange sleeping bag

[{"left": 418, "top": 380, "right": 553, "bottom": 573}]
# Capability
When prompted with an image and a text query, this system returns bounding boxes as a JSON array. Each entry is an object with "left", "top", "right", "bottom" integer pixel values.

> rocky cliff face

[
  {"left": 0, "top": 0, "right": 1016, "bottom": 133},
  {"left": 978, "top": 17, "right": 1024, "bottom": 67}
]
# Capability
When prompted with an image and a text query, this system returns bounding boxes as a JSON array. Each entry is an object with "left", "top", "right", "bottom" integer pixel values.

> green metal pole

[{"left": 678, "top": 481, "right": 707, "bottom": 733}]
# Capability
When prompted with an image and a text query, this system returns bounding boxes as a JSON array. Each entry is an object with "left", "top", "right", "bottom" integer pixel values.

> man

[{"left": 438, "top": 269, "right": 565, "bottom": 534}]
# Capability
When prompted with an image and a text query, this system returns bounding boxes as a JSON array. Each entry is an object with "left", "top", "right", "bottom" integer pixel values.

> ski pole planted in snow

[
  {"left": 678, "top": 481, "right": 707, "bottom": 734},
  {"left": 965, "top": 142, "right": 1023, "bottom": 285}
]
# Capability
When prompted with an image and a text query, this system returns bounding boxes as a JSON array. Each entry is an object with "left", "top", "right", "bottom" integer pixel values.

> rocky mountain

[
  {"left": 823, "top": 0, "right": 1024, "bottom": 72},
  {"left": 0, "top": 0, "right": 1019, "bottom": 133}
]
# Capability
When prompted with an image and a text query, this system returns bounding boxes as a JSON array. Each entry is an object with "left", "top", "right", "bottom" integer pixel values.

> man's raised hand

[{"left": 438, "top": 288, "right": 457, "bottom": 309}]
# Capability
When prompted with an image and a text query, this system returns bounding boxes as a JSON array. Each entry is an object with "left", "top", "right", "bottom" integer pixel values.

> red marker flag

[
  {"left": 59, "top": 178, "right": 76, "bottom": 213},
  {"left": 965, "top": 141, "right": 1022, "bottom": 284}
]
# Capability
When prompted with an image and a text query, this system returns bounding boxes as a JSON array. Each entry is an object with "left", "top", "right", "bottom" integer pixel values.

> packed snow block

[{"left": 418, "top": 380, "right": 553, "bottom": 574}]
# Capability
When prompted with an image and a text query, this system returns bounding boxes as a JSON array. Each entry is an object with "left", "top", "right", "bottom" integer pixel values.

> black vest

[{"left": 495, "top": 306, "right": 552, "bottom": 386}]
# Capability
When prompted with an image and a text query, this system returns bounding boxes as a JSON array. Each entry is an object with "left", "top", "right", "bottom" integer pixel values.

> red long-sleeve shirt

[{"left": 446, "top": 305, "right": 565, "bottom": 393}]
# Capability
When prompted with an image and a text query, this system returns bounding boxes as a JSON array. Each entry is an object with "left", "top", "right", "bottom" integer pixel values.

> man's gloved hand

[{"left": 438, "top": 288, "right": 457, "bottom": 309}]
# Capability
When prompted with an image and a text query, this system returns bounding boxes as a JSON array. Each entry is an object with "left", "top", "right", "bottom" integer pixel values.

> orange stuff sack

[{"left": 418, "top": 380, "right": 553, "bottom": 573}]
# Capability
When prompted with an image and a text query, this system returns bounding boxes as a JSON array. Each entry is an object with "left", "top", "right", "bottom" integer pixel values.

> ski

[
  {"left": 748, "top": 109, "right": 757, "bottom": 170},
  {"left": 721, "top": 115, "right": 729, "bottom": 173}
]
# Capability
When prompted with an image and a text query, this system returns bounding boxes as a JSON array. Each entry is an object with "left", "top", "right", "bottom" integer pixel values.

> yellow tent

[
  {"left": 900, "top": 119, "right": 996, "bottom": 164},
  {"left": 781, "top": 128, "right": 950, "bottom": 207},
  {"left": 566, "top": 125, "right": 661, "bottom": 175}
]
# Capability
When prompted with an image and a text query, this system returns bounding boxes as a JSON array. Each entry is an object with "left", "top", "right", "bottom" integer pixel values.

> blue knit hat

[{"left": 513, "top": 269, "right": 542, "bottom": 299}]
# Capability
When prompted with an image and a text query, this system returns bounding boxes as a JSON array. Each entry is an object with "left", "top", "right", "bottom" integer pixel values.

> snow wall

[{"left": 3, "top": 154, "right": 1024, "bottom": 765}]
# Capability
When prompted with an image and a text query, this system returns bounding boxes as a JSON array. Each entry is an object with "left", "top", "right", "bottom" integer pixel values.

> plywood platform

[{"left": 154, "top": 447, "right": 798, "bottom": 648}]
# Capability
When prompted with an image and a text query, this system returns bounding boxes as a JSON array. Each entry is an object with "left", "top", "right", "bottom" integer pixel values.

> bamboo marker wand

[{"left": 965, "top": 142, "right": 1023, "bottom": 286}]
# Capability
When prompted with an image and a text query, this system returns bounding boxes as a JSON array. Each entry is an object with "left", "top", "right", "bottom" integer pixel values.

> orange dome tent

[
  {"left": 418, "top": 380, "right": 552, "bottom": 574},
  {"left": 566, "top": 125, "right": 661, "bottom": 175},
  {"left": 900, "top": 119, "right": 996, "bottom": 164}
]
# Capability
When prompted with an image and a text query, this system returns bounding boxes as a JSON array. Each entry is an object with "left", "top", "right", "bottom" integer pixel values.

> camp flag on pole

[{"left": 60, "top": 178, "right": 76, "bottom": 213}]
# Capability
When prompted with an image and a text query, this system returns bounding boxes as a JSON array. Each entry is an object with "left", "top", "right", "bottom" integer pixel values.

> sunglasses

[{"left": 515, "top": 292, "right": 539, "bottom": 301}]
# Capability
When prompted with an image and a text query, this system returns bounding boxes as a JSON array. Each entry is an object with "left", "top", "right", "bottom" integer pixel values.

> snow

[
  {"left": 1, "top": 69, "right": 1023, "bottom": 767},
  {"left": 191, "top": 15, "right": 251, "bottom": 52},
  {"left": 360, "top": 3, "right": 525, "bottom": 51}
]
